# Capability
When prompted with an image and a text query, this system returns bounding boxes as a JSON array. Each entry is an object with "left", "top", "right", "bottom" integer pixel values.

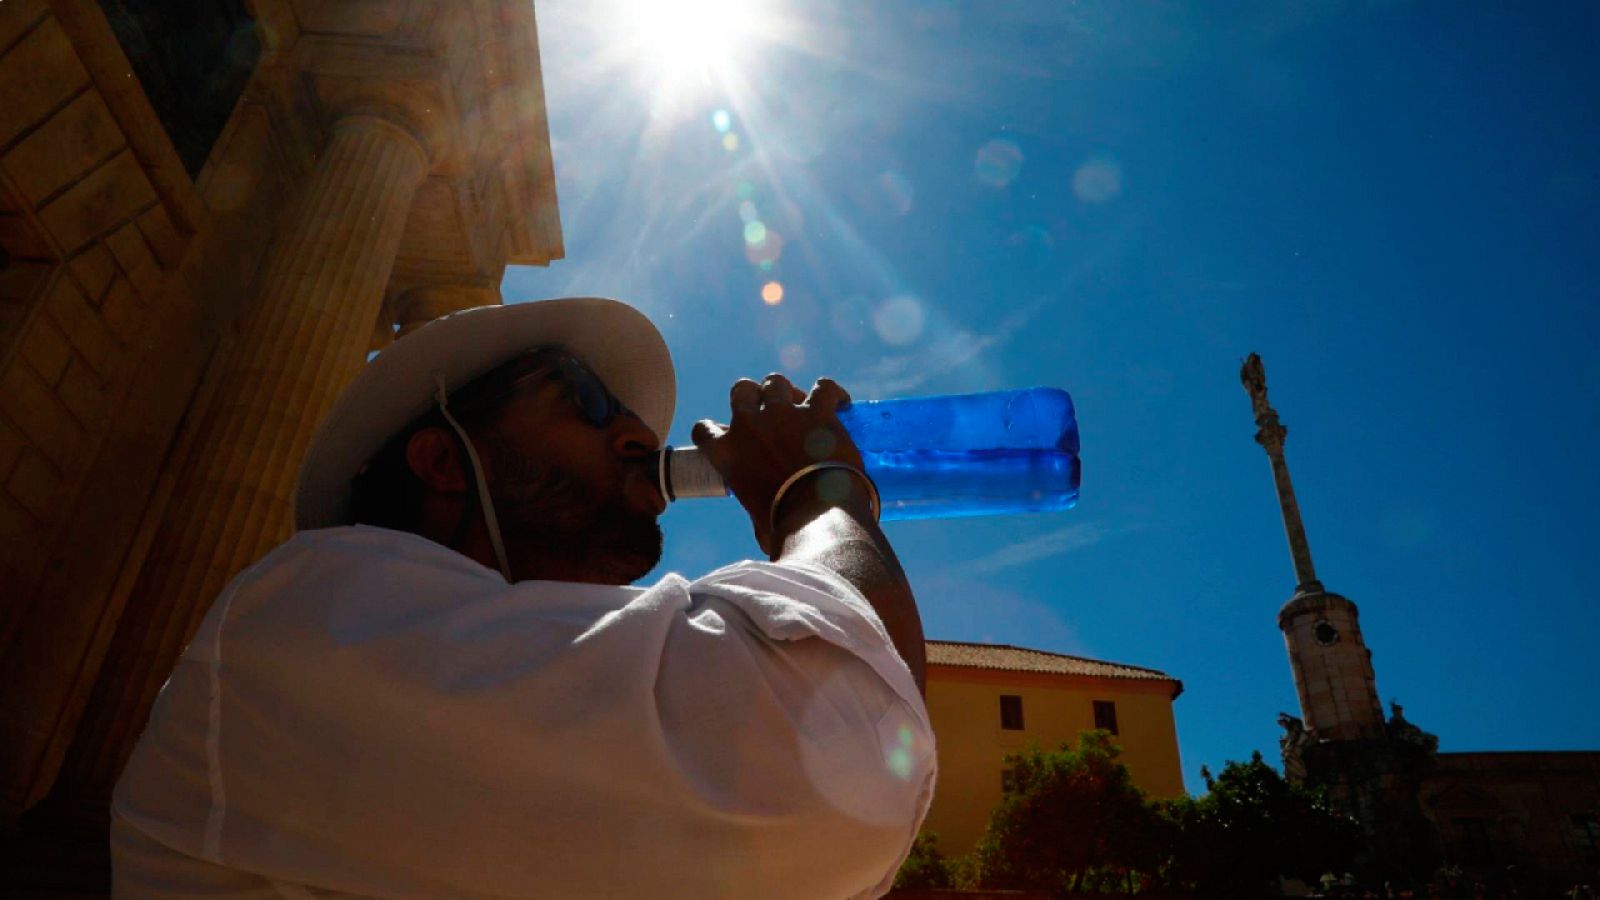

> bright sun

[{"left": 615, "top": 0, "right": 766, "bottom": 85}]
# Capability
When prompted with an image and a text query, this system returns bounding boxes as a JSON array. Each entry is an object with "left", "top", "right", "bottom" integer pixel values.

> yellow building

[{"left": 921, "top": 640, "right": 1186, "bottom": 856}]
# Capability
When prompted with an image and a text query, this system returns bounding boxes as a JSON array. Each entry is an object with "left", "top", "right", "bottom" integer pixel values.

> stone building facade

[
  {"left": 1422, "top": 751, "right": 1600, "bottom": 884},
  {"left": 0, "top": 1, "right": 561, "bottom": 889}
]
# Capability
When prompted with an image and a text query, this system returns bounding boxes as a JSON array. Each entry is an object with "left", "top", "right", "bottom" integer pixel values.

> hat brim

[{"left": 293, "top": 297, "right": 675, "bottom": 531}]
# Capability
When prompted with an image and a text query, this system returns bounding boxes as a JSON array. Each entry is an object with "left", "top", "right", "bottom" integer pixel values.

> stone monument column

[
  {"left": 49, "top": 111, "right": 432, "bottom": 808},
  {"left": 1240, "top": 354, "right": 1385, "bottom": 743}
]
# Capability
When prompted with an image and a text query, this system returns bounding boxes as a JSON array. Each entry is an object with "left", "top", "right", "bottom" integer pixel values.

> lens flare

[
  {"left": 780, "top": 342, "right": 806, "bottom": 369},
  {"left": 743, "top": 220, "right": 768, "bottom": 245},
  {"left": 1073, "top": 158, "right": 1122, "bottom": 204},
  {"left": 711, "top": 109, "right": 731, "bottom": 133},
  {"left": 761, "top": 281, "right": 784, "bottom": 305},
  {"left": 879, "top": 170, "right": 914, "bottom": 215},
  {"left": 722, "top": 132, "right": 740, "bottom": 152},
  {"left": 804, "top": 426, "right": 836, "bottom": 459},
  {"left": 975, "top": 138, "right": 1024, "bottom": 187},
  {"left": 886, "top": 724, "right": 919, "bottom": 780},
  {"left": 744, "top": 228, "right": 783, "bottom": 266},
  {"left": 873, "top": 294, "right": 926, "bottom": 346}
]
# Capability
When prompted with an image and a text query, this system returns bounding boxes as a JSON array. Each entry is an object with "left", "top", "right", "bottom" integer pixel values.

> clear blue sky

[{"left": 504, "top": 0, "right": 1600, "bottom": 787}]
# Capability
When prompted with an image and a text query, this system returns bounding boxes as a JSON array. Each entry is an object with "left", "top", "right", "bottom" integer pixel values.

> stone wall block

[
  {"left": 0, "top": 416, "right": 24, "bottom": 478},
  {"left": 44, "top": 276, "right": 117, "bottom": 373},
  {"left": 67, "top": 243, "right": 116, "bottom": 304},
  {"left": 0, "top": 302, "right": 26, "bottom": 344},
  {"left": 56, "top": 115, "right": 430, "bottom": 801},
  {"left": 135, "top": 205, "right": 183, "bottom": 268},
  {"left": 0, "top": 17, "right": 90, "bottom": 148},
  {"left": 104, "top": 220, "right": 162, "bottom": 299},
  {"left": 96, "top": 277, "right": 142, "bottom": 341},
  {"left": 56, "top": 360, "right": 106, "bottom": 428},
  {"left": 0, "top": 360, "right": 85, "bottom": 472},
  {"left": 6, "top": 446, "right": 63, "bottom": 523},
  {"left": 0, "top": 494, "right": 31, "bottom": 558},
  {"left": 37, "top": 150, "right": 158, "bottom": 254},
  {"left": 19, "top": 317, "right": 71, "bottom": 385},
  {"left": 0, "top": 0, "right": 50, "bottom": 52},
  {"left": 0, "top": 212, "right": 55, "bottom": 260},
  {"left": 3, "top": 92, "right": 124, "bottom": 208},
  {"left": 0, "top": 260, "right": 53, "bottom": 302}
]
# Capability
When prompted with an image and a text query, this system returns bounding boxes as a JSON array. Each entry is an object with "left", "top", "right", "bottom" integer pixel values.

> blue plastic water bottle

[{"left": 658, "top": 388, "right": 1080, "bottom": 521}]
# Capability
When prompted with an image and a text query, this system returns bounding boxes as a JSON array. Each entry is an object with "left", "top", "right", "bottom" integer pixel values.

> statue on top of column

[{"left": 1241, "top": 352, "right": 1272, "bottom": 421}]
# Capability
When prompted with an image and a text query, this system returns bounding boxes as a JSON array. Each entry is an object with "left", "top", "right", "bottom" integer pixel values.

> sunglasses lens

[{"left": 560, "top": 358, "right": 616, "bottom": 427}]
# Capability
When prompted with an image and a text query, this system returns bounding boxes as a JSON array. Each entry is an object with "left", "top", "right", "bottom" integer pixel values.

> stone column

[
  {"left": 49, "top": 113, "right": 430, "bottom": 809},
  {"left": 1254, "top": 418, "right": 1322, "bottom": 593},
  {"left": 394, "top": 283, "right": 501, "bottom": 337},
  {"left": 1240, "top": 353, "right": 1322, "bottom": 594}
]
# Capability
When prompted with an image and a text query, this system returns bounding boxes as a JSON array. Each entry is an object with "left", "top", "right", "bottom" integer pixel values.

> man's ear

[{"left": 406, "top": 426, "right": 472, "bottom": 492}]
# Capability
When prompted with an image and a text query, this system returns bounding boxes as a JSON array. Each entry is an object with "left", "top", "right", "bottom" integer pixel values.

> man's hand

[
  {"left": 692, "top": 374, "right": 926, "bottom": 694},
  {"left": 690, "top": 374, "right": 862, "bottom": 554}
]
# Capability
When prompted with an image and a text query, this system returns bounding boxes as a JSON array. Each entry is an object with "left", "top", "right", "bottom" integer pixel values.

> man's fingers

[
  {"left": 807, "top": 377, "right": 851, "bottom": 413},
  {"left": 690, "top": 419, "right": 727, "bottom": 448},
  {"left": 729, "top": 379, "right": 761, "bottom": 417},
  {"left": 760, "top": 373, "right": 796, "bottom": 407}
]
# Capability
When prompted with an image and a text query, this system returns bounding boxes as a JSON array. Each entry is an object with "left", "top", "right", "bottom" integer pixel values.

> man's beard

[{"left": 480, "top": 434, "right": 663, "bottom": 584}]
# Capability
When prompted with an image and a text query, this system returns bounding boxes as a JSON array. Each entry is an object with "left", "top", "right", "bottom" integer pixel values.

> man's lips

[{"left": 625, "top": 467, "right": 667, "bottom": 516}]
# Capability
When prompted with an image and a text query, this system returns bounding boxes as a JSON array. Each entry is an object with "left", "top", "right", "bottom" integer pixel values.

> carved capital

[{"left": 293, "top": 36, "right": 461, "bottom": 173}]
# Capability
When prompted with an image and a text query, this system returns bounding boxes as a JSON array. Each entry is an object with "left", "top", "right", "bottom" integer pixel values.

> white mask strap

[{"left": 433, "top": 373, "right": 513, "bottom": 582}]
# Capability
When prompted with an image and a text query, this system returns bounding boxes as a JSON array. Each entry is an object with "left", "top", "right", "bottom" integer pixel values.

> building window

[
  {"left": 1000, "top": 694, "right": 1024, "bottom": 730},
  {"left": 1575, "top": 813, "right": 1600, "bottom": 850},
  {"left": 1093, "top": 700, "right": 1119, "bottom": 735},
  {"left": 98, "top": 0, "right": 262, "bottom": 176},
  {"left": 1313, "top": 619, "right": 1341, "bottom": 646}
]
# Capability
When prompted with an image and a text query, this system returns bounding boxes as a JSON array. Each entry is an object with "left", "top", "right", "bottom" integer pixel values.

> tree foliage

[
  {"left": 972, "top": 731, "right": 1166, "bottom": 894},
  {"left": 893, "top": 831, "right": 953, "bottom": 890},
  {"left": 925, "top": 736, "right": 1361, "bottom": 897},
  {"left": 1159, "top": 751, "right": 1361, "bottom": 897}
]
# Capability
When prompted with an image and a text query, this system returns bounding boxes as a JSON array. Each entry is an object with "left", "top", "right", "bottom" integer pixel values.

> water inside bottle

[{"left": 863, "top": 447, "right": 1080, "bottom": 521}]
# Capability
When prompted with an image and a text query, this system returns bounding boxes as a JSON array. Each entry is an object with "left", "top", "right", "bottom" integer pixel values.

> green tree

[
  {"left": 971, "top": 730, "right": 1166, "bottom": 895},
  {"left": 893, "top": 832, "right": 953, "bottom": 889},
  {"left": 1160, "top": 752, "right": 1361, "bottom": 897}
]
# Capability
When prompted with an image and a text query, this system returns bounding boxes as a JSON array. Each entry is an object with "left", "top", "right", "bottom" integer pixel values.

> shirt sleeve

[
  {"left": 664, "top": 560, "right": 938, "bottom": 898},
  {"left": 112, "top": 533, "right": 936, "bottom": 900}
]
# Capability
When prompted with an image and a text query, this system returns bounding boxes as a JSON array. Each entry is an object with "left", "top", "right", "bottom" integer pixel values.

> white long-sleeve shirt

[{"left": 111, "top": 526, "right": 936, "bottom": 899}]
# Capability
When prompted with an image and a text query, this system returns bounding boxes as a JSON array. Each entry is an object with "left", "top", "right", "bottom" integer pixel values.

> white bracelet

[{"left": 768, "top": 462, "right": 882, "bottom": 539}]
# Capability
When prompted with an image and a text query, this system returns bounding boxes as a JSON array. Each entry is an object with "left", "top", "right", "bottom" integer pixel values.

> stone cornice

[
  {"left": 282, "top": 2, "right": 565, "bottom": 270},
  {"left": 479, "top": 0, "right": 562, "bottom": 264}
]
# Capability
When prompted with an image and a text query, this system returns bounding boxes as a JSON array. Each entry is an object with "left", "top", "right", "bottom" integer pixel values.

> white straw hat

[{"left": 294, "top": 297, "right": 675, "bottom": 531}]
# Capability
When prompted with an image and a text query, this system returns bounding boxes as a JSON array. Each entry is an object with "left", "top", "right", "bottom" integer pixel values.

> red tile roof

[{"left": 927, "top": 640, "right": 1183, "bottom": 697}]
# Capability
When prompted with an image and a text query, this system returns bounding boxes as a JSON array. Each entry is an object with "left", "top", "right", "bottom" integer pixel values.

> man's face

[{"left": 471, "top": 351, "right": 664, "bottom": 584}]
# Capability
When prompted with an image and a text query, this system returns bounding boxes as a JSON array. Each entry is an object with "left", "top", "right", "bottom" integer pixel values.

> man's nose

[{"left": 610, "top": 411, "right": 660, "bottom": 458}]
